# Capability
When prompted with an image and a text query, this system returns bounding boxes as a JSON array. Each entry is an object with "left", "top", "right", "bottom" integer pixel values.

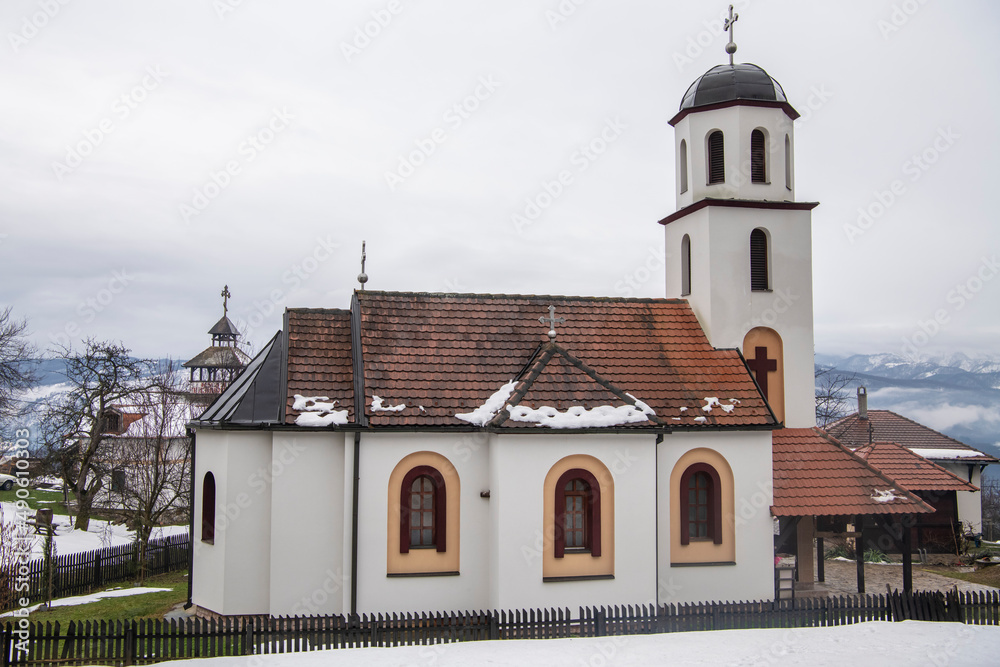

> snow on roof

[
  {"left": 455, "top": 380, "right": 517, "bottom": 426},
  {"left": 292, "top": 395, "right": 348, "bottom": 427},
  {"left": 506, "top": 400, "right": 655, "bottom": 429},
  {"left": 371, "top": 396, "right": 405, "bottom": 413},
  {"left": 871, "top": 489, "right": 904, "bottom": 503},
  {"left": 909, "top": 448, "right": 989, "bottom": 460}
]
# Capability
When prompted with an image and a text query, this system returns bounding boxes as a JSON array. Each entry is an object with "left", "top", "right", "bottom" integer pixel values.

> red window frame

[
  {"left": 554, "top": 468, "right": 601, "bottom": 558},
  {"left": 399, "top": 465, "right": 447, "bottom": 553},
  {"left": 679, "top": 463, "right": 722, "bottom": 545}
]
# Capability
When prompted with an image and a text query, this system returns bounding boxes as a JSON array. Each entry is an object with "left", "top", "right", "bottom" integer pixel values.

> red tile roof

[
  {"left": 286, "top": 309, "right": 354, "bottom": 424},
  {"left": 772, "top": 428, "right": 933, "bottom": 517},
  {"left": 854, "top": 441, "right": 979, "bottom": 492},
  {"left": 825, "top": 410, "right": 997, "bottom": 463},
  {"left": 284, "top": 291, "right": 774, "bottom": 430}
]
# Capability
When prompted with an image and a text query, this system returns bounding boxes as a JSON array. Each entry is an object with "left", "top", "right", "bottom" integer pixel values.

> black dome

[{"left": 679, "top": 63, "right": 787, "bottom": 111}]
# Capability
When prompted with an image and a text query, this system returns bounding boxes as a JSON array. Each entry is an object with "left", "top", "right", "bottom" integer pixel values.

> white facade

[
  {"left": 192, "top": 426, "right": 776, "bottom": 615},
  {"left": 937, "top": 460, "right": 984, "bottom": 533}
]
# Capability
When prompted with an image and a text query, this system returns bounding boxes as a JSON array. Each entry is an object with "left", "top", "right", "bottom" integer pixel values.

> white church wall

[
  {"left": 220, "top": 431, "right": 273, "bottom": 616},
  {"left": 490, "top": 434, "right": 657, "bottom": 610},
  {"left": 355, "top": 432, "right": 491, "bottom": 614},
  {"left": 657, "top": 430, "right": 774, "bottom": 604},
  {"left": 674, "top": 105, "right": 795, "bottom": 209},
  {"left": 191, "top": 429, "right": 228, "bottom": 615},
  {"left": 268, "top": 432, "right": 345, "bottom": 616}
]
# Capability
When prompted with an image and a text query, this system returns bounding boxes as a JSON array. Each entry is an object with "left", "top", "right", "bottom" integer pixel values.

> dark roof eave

[
  {"left": 189, "top": 422, "right": 779, "bottom": 434},
  {"left": 659, "top": 198, "right": 819, "bottom": 226},
  {"left": 669, "top": 98, "right": 800, "bottom": 126}
]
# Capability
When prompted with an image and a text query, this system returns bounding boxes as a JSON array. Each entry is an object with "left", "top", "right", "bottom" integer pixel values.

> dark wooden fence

[
  {"left": 3, "top": 535, "right": 189, "bottom": 610},
  {"left": 2, "top": 589, "right": 997, "bottom": 666}
]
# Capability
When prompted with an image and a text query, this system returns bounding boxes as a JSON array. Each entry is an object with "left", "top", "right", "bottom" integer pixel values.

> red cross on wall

[{"left": 746, "top": 346, "right": 777, "bottom": 398}]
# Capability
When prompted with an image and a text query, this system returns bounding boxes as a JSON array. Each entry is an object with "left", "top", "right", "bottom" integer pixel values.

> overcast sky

[{"left": 2, "top": 1, "right": 997, "bottom": 363}]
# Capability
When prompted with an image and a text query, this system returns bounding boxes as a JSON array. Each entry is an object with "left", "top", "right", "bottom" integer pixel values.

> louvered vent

[
  {"left": 751, "top": 130, "right": 766, "bottom": 183},
  {"left": 750, "top": 229, "right": 769, "bottom": 291},
  {"left": 708, "top": 131, "right": 724, "bottom": 184}
]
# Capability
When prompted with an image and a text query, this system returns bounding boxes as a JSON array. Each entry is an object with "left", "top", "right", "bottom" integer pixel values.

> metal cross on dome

[
  {"left": 221, "top": 285, "right": 231, "bottom": 316},
  {"left": 724, "top": 4, "right": 739, "bottom": 65},
  {"left": 539, "top": 305, "right": 566, "bottom": 341}
]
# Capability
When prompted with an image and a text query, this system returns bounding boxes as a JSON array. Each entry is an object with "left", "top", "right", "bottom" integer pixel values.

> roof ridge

[{"left": 355, "top": 289, "right": 687, "bottom": 304}]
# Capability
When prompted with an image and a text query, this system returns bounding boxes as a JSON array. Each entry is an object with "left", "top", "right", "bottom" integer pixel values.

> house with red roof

[{"left": 187, "top": 34, "right": 939, "bottom": 616}]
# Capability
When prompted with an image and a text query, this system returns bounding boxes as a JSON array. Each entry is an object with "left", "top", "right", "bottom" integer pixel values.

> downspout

[
  {"left": 654, "top": 433, "right": 662, "bottom": 606},
  {"left": 350, "top": 431, "right": 361, "bottom": 615},
  {"left": 184, "top": 427, "right": 196, "bottom": 610}
]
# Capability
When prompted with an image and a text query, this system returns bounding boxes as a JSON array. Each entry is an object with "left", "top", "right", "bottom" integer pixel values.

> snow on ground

[
  {"left": 147, "top": 621, "right": 1000, "bottom": 667},
  {"left": 1, "top": 501, "right": 187, "bottom": 558},
  {"left": 0, "top": 587, "right": 170, "bottom": 617}
]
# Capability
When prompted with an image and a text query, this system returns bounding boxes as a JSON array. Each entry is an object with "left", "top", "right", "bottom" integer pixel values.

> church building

[{"left": 187, "top": 29, "right": 929, "bottom": 617}]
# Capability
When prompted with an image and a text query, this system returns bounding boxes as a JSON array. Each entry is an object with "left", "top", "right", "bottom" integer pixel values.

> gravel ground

[{"left": 812, "top": 559, "right": 998, "bottom": 596}]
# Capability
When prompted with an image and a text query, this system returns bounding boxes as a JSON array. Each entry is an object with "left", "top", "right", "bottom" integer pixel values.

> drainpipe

[
  {"left": 350, "top": 431, "right": 361, "bottom": 615},
  {"left": 184, "top": 428, "right": 196, "bottom": 610}
]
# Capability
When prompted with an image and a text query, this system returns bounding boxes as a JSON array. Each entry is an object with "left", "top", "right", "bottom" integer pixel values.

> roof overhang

[
  {"left": 659, "top": 198, "right": 819, "bottom": 226},
  {"left": 669, "top": 99, "right": 800, "bottom": 127}
]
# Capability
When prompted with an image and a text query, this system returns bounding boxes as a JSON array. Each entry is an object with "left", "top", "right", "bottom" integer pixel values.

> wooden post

[
  {"left": 816, "top": 536, "right": 825, "bottom": 582},
  {"left": 855, "top": 515, "right": 865, "bottom": 594},
  {"left": 902, "top": 515, "right": 913, "bottom": 594}
]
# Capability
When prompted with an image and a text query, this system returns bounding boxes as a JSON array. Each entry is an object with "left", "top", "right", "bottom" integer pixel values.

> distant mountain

[{"left": 816, "top": 352, "right": 1000, "bottom": 480}]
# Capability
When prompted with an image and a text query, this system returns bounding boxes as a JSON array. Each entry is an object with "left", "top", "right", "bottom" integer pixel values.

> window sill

[
  {"left": 387, "top": 571, "right": 460, "bottom": 578},
  {"left": 543, "top": 574, "right": 615, "bottom": 583},
  {"left": 670, "top": 561, "right": 736, "bottom": 568}
]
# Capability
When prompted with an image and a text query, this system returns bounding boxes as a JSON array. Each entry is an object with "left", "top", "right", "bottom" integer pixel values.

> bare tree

[
  {"left": 815, "top": 366, "right": 857, "bottom": 427},
  {"left": 108, "top": 361, "right": 193, "bottom": 582},
  {"left": 38, "top": 340, "right": 154, "bottom": 531},
  {"left": 0, "top": 307, "right": 36, "bottom": 425},
  {"left": 982, "top": 477, "right": 1000, "bottom": 542}
]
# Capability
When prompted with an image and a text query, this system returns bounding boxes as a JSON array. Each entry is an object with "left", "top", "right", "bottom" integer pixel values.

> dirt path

[{"left": 814, "top": 559, "right": 997, "bottom": 596}]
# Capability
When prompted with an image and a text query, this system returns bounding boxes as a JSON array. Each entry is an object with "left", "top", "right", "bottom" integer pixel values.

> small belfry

[
  {"left": 182, "top": 285, "right": 249, "bottom": 400},
  {"left": 660, "top": 9, "right": 819, "bottom": 427}
]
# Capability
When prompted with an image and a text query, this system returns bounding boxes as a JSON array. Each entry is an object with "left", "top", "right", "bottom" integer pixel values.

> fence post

[
  {"left": 243, "top": 618, "right": 254, "bottom": 655},
  {"left": 123, "top": 621, "right": 135, "bottom": 667},
  {"left": 595, "top": 609, "right": 606, "bottom": 637},
  {"left": 1, "top": 624, "right": 10, "bottom": 667},
  {"left": 93, "top": 552, "right": 103, "bottom": 590},
  {"left": 488, "top": 611, "right": 499, "bottom": 641}
]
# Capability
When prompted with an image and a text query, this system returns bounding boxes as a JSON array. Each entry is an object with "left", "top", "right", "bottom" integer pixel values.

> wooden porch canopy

[{"left": 771, "top": 428, "right": 934, "bottom": 593}]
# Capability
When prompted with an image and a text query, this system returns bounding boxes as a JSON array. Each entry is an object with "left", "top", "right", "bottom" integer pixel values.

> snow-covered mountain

[{"left": 816, "top": 352, "right": 1000, "bottom": 477}]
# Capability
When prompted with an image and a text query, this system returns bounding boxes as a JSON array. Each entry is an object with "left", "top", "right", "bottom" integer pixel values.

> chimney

[{"left": 857, "top": 386, "right": 868, "bottom": 420}]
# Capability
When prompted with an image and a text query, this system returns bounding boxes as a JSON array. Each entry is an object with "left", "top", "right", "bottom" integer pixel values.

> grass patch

[
  {"left": 0, "top": 487, "right": 70, "bottom": 514},
  {"left": 919, "top": 564, "right": 1000, "bottom": 589},
  {"left": 20, "top": 570, "right": 188, "bottom": 623}
]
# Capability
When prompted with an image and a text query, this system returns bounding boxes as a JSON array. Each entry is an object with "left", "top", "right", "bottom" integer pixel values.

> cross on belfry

[
  {"left": 746, "top": 346, "right": 776, "bottom": 398},
  {"left": 724, "top": 4, "right": 739, "bottom": 65},
  {"left": 539, "top": 305, "right": 566, "bottom": 341},
  {"left": 221, "top": 285, "right": 231, "bottom": 316}
]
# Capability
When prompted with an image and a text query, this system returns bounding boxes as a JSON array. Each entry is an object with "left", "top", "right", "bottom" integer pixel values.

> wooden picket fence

[
  {"left": 2, "top": 589, "right": 998, "bottom": 666},
  {"left": 3, "top": 535, "right": 189, "bottom": 610}
]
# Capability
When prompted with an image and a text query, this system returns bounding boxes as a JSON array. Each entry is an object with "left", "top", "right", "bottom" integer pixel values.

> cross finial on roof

[
  {"left": 221, "top": 285, "right": 231, "bottom": 316},
  {"left": 538, "top": 305, "right": 566, "bottom": 341},
  {"left": 358, "top": 241, "right": 369, "bottom": 290},
  {"left": 724, "top": 4, "right": 739, "bottom": 65}
]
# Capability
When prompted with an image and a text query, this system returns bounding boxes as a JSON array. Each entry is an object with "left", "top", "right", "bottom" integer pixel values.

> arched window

[
  {"left": 399, "top": 465, "right": 447, "bottom": 553},
  {"left": 679, "top": 463, "right": 722, "bottom": 545},
  {"left": 750, "top": 228, "right": 769, "bottom": 291},
  {"left": 784, "top": 135, "right": 792, "bottom": 190},
  {"left": 554, "top": 468, "right": 601, "bottom": 558},
  {"left": 681, "top": 234, "right": 691, "bottom": 296},
  {"left": 751, "top": 129, "right": 766, "bottom": 183},
  {"left": 201, "top": 472, "right": 216, "bottom": 544},
  {"left": 679, "top": 139, "right": 689, "bottom": 193},
  {"left": 707, "top": 131, "right": 725, "bottom": 184}
]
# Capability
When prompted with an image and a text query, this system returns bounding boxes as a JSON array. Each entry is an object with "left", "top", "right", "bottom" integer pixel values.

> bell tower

[{"left": 661, "top": 15, "right": 818, "bottom": 428}]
